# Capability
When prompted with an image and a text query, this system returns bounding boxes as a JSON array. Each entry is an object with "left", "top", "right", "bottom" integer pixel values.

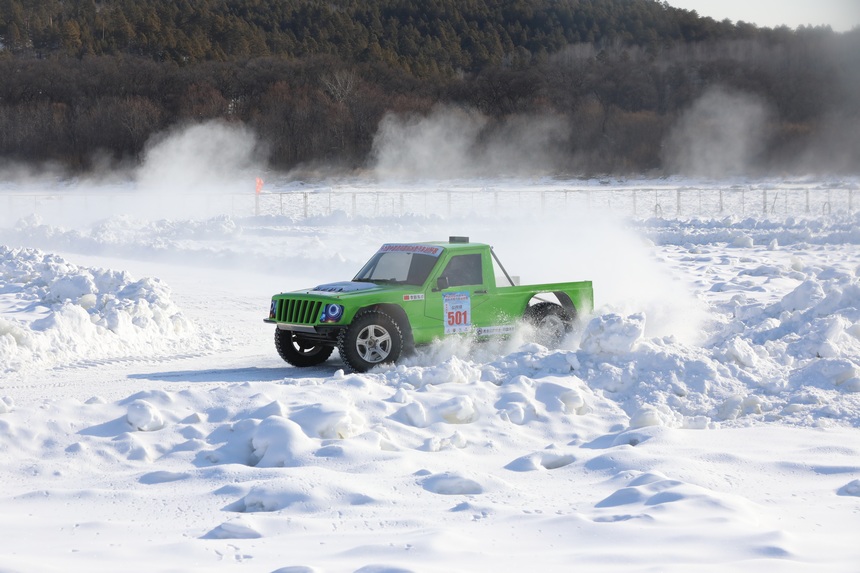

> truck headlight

[
  {"left": 320, "top": 303, "right": 344, "bottom": 323},
  {"left": 269, "top": 300, "right": 277, "bottom": 319}
]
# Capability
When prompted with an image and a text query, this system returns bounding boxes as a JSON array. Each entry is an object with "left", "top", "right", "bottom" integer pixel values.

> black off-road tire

[
  {"left": 275, "top": 328, "right": 334, "bottom": 367},
  {"left": 337, "top": 310, "right": 403, "bottom": 373},
  {"left": 524, "top": 302, "right": 573, "bottom": 348}
]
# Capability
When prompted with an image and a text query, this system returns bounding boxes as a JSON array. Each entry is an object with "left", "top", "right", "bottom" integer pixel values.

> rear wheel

[
  {"left": 275, "top": 329, "right": 334, "bottom": 367},
  {"left": 524, "top": 302, "right": 572, "bottom": 347},
  {"left": 338, "top": 310, "right": 403, "bottom": 372}
]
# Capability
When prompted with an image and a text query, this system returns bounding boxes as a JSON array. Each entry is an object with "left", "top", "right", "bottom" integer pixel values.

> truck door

[{"left": 425, "top": 252, "right": 508, "bottom": 336}]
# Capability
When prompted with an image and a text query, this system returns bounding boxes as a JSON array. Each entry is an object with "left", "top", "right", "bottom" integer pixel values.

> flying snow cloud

[
  {"left": 422, "top": 207, "right": 710, "bottom": 345},
  {"left": 371, "top": 105, "right": 569, "bottom": 179},
  {"left": 494, "top": 212, "right": 710, "bottom": 344},
  {"left": 136, "top": 120, "right": 265, "bottom": 195},
  {"left": 663, "top": 87, "right": 771, "bottom": 178},
  {"left": 372, "top": 106, "right": 485, "bottom": 179}
]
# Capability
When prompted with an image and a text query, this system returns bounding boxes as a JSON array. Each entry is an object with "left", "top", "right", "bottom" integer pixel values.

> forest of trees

[{"left": 0, "top": 0, "right": 858, "bottom": 175}]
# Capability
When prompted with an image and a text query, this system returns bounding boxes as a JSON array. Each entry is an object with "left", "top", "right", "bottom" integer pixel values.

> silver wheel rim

[{"left": 355, "top": 324, "right": 392, "bottom": 363}]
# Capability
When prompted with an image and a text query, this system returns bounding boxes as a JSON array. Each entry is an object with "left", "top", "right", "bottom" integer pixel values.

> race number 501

[
  {"left": 447, "top": 310, "right": 468, "bottom": 326},
  {"left": 443, "top": 292, "right": 471, "bottom": 334}
]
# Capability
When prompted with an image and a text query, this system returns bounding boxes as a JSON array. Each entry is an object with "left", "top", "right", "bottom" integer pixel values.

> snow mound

[
  {"left": 204, "top": 517, "right": 262, "bottom": 539},
  {"left": 592, "top": 470, "right": 763, "bottom": 529},
  {"left": 837, "top": 479, "right": 860, "bottom": 497},
  {"left": 580, "top": 313, "right": 645, "bottom": 355},
  {"left": 421, "top": 471, "right": 484, "bottom": 495},
  {"left": 252, "top": 416, "right": 315, "bottom": 467},
  {"left": 127, "top": 400, "right": 166, "bottom": 432},
  {"left": 0, "top": 245, "right": 205, "bottom": 371}
]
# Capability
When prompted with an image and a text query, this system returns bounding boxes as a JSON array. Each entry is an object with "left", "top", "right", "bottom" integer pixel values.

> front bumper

[{"left": 263, "top": 319, "right": 343, "bottom": 342}]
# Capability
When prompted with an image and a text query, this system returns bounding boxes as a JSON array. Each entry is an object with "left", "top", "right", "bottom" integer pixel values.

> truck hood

[{"left": 309, "top": 281, "right": 380, "bottom": 294}]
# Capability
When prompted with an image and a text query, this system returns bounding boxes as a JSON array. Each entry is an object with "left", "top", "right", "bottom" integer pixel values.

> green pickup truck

[{"left": 265, "top": 237, "right": 593, "bottom": 372}]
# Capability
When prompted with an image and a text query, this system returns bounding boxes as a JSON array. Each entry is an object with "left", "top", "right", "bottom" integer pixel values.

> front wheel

[
  {"left": 338, "top": 310, "right": 403, "bottom": 372},
  {"left": 275, "top": 329, "right": 334, "bottom": 367},
  {"left": 524, "top": 302, "right": 572, "bottom": 348}
]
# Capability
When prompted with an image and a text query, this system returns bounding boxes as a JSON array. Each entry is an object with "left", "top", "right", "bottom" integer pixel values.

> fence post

[
  {"left": 676, "top": 189, "right": 681, "bottom": 216},
  {"left": 762, "top": 189, "right": 767, "bottom": 215},
  {"left": 303, "top": 192, "right": 308, "bottom": 218}
]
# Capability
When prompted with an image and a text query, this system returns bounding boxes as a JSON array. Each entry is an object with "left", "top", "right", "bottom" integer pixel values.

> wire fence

[
  {"left": 1, "top": 184, "right": 857, "bottom": 224},
  {"left": 243, "top": 185, "right": 859, "bottom": 219}
]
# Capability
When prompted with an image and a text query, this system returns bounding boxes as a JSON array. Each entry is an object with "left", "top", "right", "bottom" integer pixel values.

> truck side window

[
  {"left": 406, "top": 253, "right": 438, "bottom": 285},
  {"left": 441, "top": 254, "right": 483, "bottom": 287}
]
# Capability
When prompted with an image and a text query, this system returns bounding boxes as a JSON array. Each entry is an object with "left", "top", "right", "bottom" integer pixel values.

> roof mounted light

[{"left": 449, "top": 236, "right": 469, "bottom": 243}]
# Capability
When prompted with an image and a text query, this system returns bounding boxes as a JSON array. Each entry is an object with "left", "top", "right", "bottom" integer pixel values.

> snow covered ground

[{"left": 2, "top": 174, "right": 860, "bottom": 572}]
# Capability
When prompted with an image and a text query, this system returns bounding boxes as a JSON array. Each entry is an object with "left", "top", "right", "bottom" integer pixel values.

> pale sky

[{"left": 665, "top": 0, "right": 860, "bottom": 31}]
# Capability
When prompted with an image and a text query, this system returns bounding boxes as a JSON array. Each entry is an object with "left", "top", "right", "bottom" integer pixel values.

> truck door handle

[{"left": 475, "top": 290, "right": 488, "bottom": 294}]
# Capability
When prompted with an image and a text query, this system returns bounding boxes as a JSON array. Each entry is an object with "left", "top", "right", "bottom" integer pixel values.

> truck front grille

[{"left": 274, "top": 298, "right": 323, "bottom": 324}]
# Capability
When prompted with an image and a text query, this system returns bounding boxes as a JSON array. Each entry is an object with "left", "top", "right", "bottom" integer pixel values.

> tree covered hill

[
  {"left": 0, "top": 0, "right": 857, "bottom": 175},
  {"left": 3, "top": 0, "right": 747, "bottom": 71}
]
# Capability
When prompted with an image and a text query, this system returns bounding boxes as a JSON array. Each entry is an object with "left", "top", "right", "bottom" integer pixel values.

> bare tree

[{"left": 321, "top": 69, "right": 357, "bottom": 104}]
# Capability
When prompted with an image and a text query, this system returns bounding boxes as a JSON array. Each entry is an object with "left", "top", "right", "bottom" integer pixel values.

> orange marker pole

[{"left": 255, "top": 177, "right": 263, "bottom": 216}]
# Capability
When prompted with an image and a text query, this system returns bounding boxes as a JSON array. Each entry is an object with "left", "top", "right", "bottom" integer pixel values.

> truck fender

[
  {"left": 363, "top": 303, "right": 415, "bottom": 351},
  {"left": 553, "top": 291, "right": 578, "bottom": 320},
  {"left": 527, "top": 291, "right": 578, "bottom": 320}
]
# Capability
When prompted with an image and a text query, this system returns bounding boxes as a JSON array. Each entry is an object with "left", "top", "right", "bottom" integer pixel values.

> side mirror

[{"left": 436, "top": 276, "right": 449, "bottom": 291}]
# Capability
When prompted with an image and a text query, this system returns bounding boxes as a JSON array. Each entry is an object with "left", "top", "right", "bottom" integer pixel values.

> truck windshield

[{"left": 353, "top": 251, "right": 439, "bottom": 286}]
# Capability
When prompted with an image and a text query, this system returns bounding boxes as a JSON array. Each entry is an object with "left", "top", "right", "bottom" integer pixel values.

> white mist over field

[
  {"left": 137, "top": 121, "right": 265, "bottom": 195},
  {"left": 664, "top": 87, "right": 771, "bottom": 178},
  {"left": 1, "top": 118, "right": 860, "bottom": 572},
  {"left": 372, "top": 106, "right": 569, "bottom": 179}
]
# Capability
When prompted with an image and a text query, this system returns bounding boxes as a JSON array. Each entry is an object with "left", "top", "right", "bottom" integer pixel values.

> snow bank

[
  {"left": 3, "top": 359, "right": 856, "bottom": 571},
  {"left": 640, "top": 212, "right": 860, "bottom": 249},
  {"left": 575, "top": 270, "right": 860, "bottom": 428},
  {"left": 0, "top": 245, "right": 205, "bottom": 372}
]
